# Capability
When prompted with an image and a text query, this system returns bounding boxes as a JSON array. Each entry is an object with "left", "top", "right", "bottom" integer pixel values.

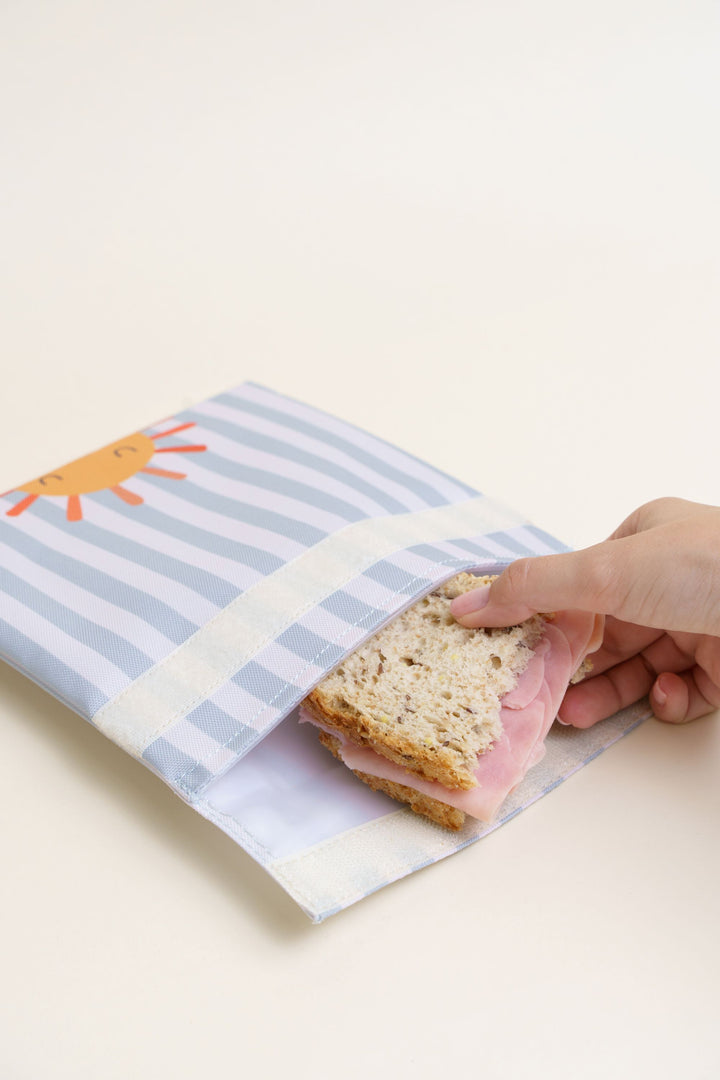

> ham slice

[{"left": 300, "top": 609, "right": 602, "bottom": 823}]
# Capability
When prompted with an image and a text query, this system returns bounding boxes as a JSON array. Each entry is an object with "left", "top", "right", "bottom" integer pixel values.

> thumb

[{"left": 450, "top": 541, "right": 632, "bottom": 627}]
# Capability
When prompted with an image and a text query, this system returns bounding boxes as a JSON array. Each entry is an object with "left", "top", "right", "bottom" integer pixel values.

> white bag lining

[
  {"left": 199, "top": 701, "right": 652, "bottom": 921},
  {"left": 203, "top": 706, "right": 399, "bottom": 861}
]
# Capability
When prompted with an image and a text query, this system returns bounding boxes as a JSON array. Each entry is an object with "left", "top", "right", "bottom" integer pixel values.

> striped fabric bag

[{"left": 0, "top": 382, "right": 649, "bottom": 921}]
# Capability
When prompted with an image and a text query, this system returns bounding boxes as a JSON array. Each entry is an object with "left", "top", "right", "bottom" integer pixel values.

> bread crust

[
  {"left": 304, "top": 572, "right": 545, "bottom": 791},
  {"left": 318, "top": 731, "right": 465, "bottom": 831},
  {"left": 303, "top": 693, "right": 478, "bottom": 790}
]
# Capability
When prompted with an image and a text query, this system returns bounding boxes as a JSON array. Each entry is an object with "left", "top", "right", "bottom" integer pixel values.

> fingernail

[
  {"left": 653, "top": 676, "right": 669, "bottom": 707},
  {"left": 450, "top": 584, "right": 491, "bottom": 616},
  {"left": 556, "top": 718, "right": 572, "bottom": 726}
]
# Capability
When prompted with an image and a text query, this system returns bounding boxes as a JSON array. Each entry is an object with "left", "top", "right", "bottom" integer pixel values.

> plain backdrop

[{"left": 1, "top": 3, "right": 718, "bottom": 1078}]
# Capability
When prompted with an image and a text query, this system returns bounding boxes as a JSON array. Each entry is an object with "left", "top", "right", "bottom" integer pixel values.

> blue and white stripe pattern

[
  {"left": 138, "top": 519, "right": 568, "bottom": 796},
  {"left": 0, "top": 381, "right": 571, "bottom": 797},
  {"left": 2, "top": 378, "right": 637, "bottom": 922}
]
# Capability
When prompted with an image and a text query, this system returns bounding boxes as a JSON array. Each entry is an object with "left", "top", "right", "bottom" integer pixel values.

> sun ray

[
  {"left": 6, "top": 493, "right": 39, "bottom": 517},
  {"left": 111, "top": 485, "right": 144, "bottom": 506},
  {"left": 140, "top": 466, "right": 187, "bottom": 480},
  {"left": 67, "top": 495, "right": 82, "bottom": 522},
  {"left": 154, "top": 444, "right": 206, "bottom": 454},
  {"left": 151, "top": 422, "right": 197, "bottom": 440},
  {"left": 7, "top": 425, "right": 206, "bottom": 526}
]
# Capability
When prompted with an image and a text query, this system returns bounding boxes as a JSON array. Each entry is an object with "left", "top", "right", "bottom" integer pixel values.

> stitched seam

[
  {"left": 191, "top": 795, "right": 276, "bottom": 865},
  {"left": 94, "top": 498, "right": 498, "bottom": 736},
  {"left": 271, "top": 807, "right": 437, "bottom": 871},
  {"left": 201, "top": 711, "right": 651, "bottom": 917},
  {"left": 269, "top": 809, "right": 457, "bottom": 911},
  {"left": 174, "top": 553, "right": 501, "bottom": 792},
  {"left": 140, "top": 547, "right": 446, "bottom": 744}
]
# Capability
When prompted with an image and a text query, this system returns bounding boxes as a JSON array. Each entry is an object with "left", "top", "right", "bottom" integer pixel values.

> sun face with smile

[{"left": 4, "top": 421, "right": 206, "bottom": 522}]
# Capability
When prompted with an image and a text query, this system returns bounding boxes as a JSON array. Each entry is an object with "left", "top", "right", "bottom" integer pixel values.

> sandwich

[{"left": 299, "top": 573, "right": 602, "bottom": 830}]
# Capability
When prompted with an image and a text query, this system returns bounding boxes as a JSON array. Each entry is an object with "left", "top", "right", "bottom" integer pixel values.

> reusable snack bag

[{"left": 0, "top": 382, "right": 649, "bottom": 921}]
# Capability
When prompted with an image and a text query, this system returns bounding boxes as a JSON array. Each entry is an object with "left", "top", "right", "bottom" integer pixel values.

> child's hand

[{"left": 450, "top": 498, "right": 720, "bottom": 727}]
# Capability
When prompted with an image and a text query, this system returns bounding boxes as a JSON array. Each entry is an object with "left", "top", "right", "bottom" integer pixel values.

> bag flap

[{"left": 0, "top": 380, "right": 572, "bottom": 798}]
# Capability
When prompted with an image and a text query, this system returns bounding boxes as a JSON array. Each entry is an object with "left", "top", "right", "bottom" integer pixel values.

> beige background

[{"left": 1, "top": 2, "right": 718, "bottom": 1077}]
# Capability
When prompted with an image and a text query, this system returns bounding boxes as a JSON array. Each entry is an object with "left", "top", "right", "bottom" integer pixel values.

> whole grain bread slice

[
  {"left": 318, "top": 731, "right": 465, "bottom": 830},
  {"left": 304, "top": 572, "right": 546, "bottom": 791}
]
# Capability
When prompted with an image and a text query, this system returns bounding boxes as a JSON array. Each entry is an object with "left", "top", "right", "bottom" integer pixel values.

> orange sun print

[{"left": 4, "top": 422, "right": 206, "bottom": 522}]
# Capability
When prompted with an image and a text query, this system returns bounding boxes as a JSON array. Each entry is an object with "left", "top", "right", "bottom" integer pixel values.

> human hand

[{"left": 450, "top": 498, "right": 720, "bottom": 727}]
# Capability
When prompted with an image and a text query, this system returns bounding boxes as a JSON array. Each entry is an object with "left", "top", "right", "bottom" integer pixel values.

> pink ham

[{"left": 300, "top": 609, "right": 602, "bottom": 823}]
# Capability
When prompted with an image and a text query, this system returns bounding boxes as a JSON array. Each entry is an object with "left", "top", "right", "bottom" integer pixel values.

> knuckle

[
  {"left": 694, "top": 648, "right": 720, "bottom": 706},
  {"left": 580, "top": 548, "right": 621, "bottom": 610},
  {"left": 612, "top": 497, "right": 696, "bottom": 540},
  {"left": 640, "top": 496, "right": 692, "bottom": 525},
  {"left": 585, "top": 542, "right": 663, "bottom": 624},
  {"left": 501, "top": 557, "right": 534, "bottom": 597}
]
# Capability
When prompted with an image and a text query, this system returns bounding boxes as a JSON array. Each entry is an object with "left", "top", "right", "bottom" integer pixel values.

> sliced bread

[{"left": 303, "top": 572, "right": 546, "bottom": 792}]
